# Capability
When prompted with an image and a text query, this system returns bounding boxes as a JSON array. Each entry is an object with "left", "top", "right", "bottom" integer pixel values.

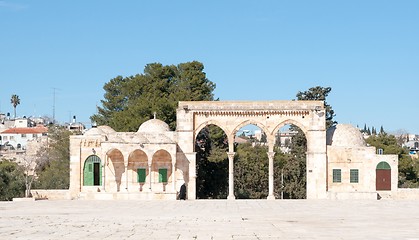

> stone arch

[
  {"left": 272, "top": 119, "right": 308, "bottom": 137},
  {"left": 106, "top": 148, "right": 125, "bottom": 192},
  {"left": 195, "top": 120, "right": 230, "bottom": 142},
  {"left": 152, "top": 149, "right": 173, "bottom": 192},
  {"left": 83, "top": 155, "right": 102, "bottom": 186},
  {"left": 177, "top": 100, "right": 326, "bottom": 199},
  {"left": 128, "top": 149, "right": 148, "bottom": 191},
  {"left": 232, "top": 120, "right": 271, "bottom": 147}
]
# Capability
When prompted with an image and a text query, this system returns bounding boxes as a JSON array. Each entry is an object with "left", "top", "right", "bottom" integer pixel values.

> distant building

[
  {"left": 66, "top": 116, "right": 86, "bottom": 133},
  {"left": 0, "top": 125, "right": 48, "bottom": 150}
]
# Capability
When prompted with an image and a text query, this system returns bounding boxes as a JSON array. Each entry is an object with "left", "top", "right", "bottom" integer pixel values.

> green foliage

[
  {"left": 0, "top": 160, "right": 25, "bottom": 201},
  {"left": 10, "top": 94, "right": 20, "bottom": 118},
  {"left": 91, "top": 61, "right": 216, "bottom": 131},
  {"left": 296, "top": 86, "right": 335, "bottom": 129},
  {"left": 34, "top": 126, "right": 72, "bottom": 189},
  {"left": 196, "top": 125, "right": 228, "bottom": 199},
  {"left": 274, "top": 86, "right": 335, "bottom": 199},
  {"left": 234, "top": 143, "right": 269, "bottom": 199},
  {"left": 274, "top": 130, "right": 307, "bottom": 199},
  {"left": 366, "top": 134, "right": 419, "bottom": 187}
]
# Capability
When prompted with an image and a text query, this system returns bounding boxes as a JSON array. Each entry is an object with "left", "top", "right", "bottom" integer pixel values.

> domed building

[
  {"left": 67, "top": 101, "right": 405, "bottom": 201},
  {"left": 326, "top": 124, "right": 398, "bottom": 199},
  {"left": 69, "top": 117, "right": 186, "bottom": 200}
]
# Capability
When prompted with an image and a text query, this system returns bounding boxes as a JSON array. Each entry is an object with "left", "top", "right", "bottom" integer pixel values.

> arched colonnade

[{"left": 176, "top": 101, "right": 327, "bottom": 200}]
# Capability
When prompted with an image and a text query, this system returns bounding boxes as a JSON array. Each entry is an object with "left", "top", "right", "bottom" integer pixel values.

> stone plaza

[{"left": 1, "top": 199, "right": 419, "bottom": 239}]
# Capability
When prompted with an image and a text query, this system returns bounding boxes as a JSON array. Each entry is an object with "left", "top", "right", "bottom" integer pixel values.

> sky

[{"left": 1, "top": 1, "right": 418, "bottom": 133}]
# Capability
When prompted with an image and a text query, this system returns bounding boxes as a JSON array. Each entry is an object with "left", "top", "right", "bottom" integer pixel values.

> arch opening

[
  {"left": 273, "top": 124, "right": 307, "bottom": 199},
  {"left": 234, "top": 124, "right": 269, "bottom": 199},
  {"left": 195, "top": 124, "right": 228, "bottom": 199},
  {"left": 106, "top": 149, "right": 125, "bottom": 192},
  {"left": 128, "top": 149, "right": 148, "bottom": 191},
  {"left": 152, "top": 149, "right": 172, "bottom": 192},
  {"left": 83, "top": 155, "right": 102, "bottom": 186}
]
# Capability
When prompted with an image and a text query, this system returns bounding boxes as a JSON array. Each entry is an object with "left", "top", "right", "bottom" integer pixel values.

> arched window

[{"left": 83, "top": 155, "right": 102, "bottom": 186}]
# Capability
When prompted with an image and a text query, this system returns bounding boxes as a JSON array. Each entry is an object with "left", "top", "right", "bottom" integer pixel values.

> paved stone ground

[{"left": 1, "top": 199, "right": 419, "bottom": 239}]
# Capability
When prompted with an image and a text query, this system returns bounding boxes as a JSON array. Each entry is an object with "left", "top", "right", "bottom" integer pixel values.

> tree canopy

[
  {"left": 34, "top": 126, "right": 72, "bottom": 189},
  {"left": 366, "top": 133, "right": 419, "bottom": 188},
  {"left": 91, "top": 61, "right": 216, "bottom": 131},
  {"left": 0, "top": 160, "right": 25, "bottom": 201},
  {"left": 10, "top": 94, "right": 20, "bottom": 119},
  {"left": 296, "top": 86, "right": 335, "bottom": 129}
]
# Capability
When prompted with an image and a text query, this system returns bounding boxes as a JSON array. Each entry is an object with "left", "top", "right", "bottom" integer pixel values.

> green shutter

[
  {"left": 159, "top": 168, "right": 167, "bottom": 183},
  {"left": 137, "top": 168, "right": 146, "bottom": 183},
  {"left": 350, "top": 169, "right": 359, "bottom": 183},
  {"left": 333, "top": 169, "right": 341, "bottom": 183}
]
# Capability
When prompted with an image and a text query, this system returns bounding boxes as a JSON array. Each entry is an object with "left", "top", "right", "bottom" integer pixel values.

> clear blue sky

[{"left": 1, "top": 1, "right": 418, "bottom": 133}]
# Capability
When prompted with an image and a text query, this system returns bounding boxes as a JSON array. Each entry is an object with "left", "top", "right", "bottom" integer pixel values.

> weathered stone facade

[{"left": 68, "top": 101, "right": 400, "bottom": 200}]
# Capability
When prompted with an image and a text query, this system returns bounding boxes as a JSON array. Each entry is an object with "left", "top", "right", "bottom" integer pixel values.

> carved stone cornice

[{"left": 194, "top": 110, "right": 310, "bottom": 117}]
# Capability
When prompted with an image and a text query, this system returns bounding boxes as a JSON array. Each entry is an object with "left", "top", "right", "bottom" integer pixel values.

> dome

[
  {"left": 84, "top": 127, "right": 105, "bottom": 136},
  {"left": 326, "top": 124, "right": 366, "bottom": 147},
  {"left": 138, "top": 119, "right": 170, "bottom": 133},
  {"left": 97, "top": 125, "right": 116, "bottom": 134}
]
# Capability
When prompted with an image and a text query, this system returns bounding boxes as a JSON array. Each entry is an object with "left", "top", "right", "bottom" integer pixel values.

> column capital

[{"left": 267, "top": 151, "right": 276, "bottom": 158}]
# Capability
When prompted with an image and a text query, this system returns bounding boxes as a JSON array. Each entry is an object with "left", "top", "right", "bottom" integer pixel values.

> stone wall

[{"left": 30, "top": 190, "right": 70, "bottom": 200}]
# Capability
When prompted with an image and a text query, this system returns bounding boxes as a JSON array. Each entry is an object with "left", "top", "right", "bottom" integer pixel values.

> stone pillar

[
  {"left": 267, "top": 151, "right": 276, "bottom": 200},
  {"left": 185, "top": 152, "right": 197, "bottom": 199},
  {"left": 227, "top": 152, "right": 236, "bottom": 200},
  {"left": 148, "top": 163, "right": 152, "bottom": 191},
  {"left": 306, "top": 130, "right": 327, "bottom": 199},
  {"left": 102, "top": 154, "right": 107, "bottom": 192},
  {"left": 172, "top": 161, "right": 176, "bottom": 193},
  {"left": 123, "top": 153, "right": 129, "bottom": 192}
]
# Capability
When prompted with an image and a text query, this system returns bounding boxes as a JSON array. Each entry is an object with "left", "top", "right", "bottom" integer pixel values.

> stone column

[
  {"left": 267, "top": 151, "right": 276, "bottom": 200},
  {"left": 102, "top": 154, "right": 107, "bottom": 192},
  {"left": 185, "top": 152, "right": 197, "bottom": 199},
  {"left": 148, "top": 163, "right": 152, "bottom": 191},
  {"left": 306, "top": 130, "right": 327, "bottom": 199},
  {"left": 227, "top": 152, "right": 236, "bottom": 200},
  {"left": 123, "top": 153, "right": 129, "bottom": 192},
  {"left": 172, "top": 161, "right": 176, "bottom": 193}
]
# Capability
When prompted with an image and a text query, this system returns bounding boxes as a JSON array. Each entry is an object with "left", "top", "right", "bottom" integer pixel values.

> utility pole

[
  {"left": 52, "top": 88, "right": 60, "bottom": 124},
  {"left": 53, "top": 88, "right": 56, "bottom": 124}
]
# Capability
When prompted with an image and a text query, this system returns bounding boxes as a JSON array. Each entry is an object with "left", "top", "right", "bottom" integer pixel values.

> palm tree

[{"left": 10, "top": 94, "right": 20, "bottom": 119}]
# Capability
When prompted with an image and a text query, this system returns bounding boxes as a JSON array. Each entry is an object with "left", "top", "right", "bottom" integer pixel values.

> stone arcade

[{"left": 68, "top": 101, "right": 398, "bottom": 200}]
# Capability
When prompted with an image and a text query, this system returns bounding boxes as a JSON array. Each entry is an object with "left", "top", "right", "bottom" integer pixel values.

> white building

[{"left": 0, "top": 125, "right": 48, "bottom": 150}]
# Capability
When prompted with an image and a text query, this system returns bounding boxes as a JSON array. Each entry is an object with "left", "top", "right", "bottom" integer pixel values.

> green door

[{"left": 83, "top": 155, "right": 102, "bottom": 186}]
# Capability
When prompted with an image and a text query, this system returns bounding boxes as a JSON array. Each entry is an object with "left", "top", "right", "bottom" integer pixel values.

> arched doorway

[
  {"left": 83, "top": 155, "right": 102, "bottom": 186},
  {"left": 376, "top": 161, "right": 391, "bottom": 191}
]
